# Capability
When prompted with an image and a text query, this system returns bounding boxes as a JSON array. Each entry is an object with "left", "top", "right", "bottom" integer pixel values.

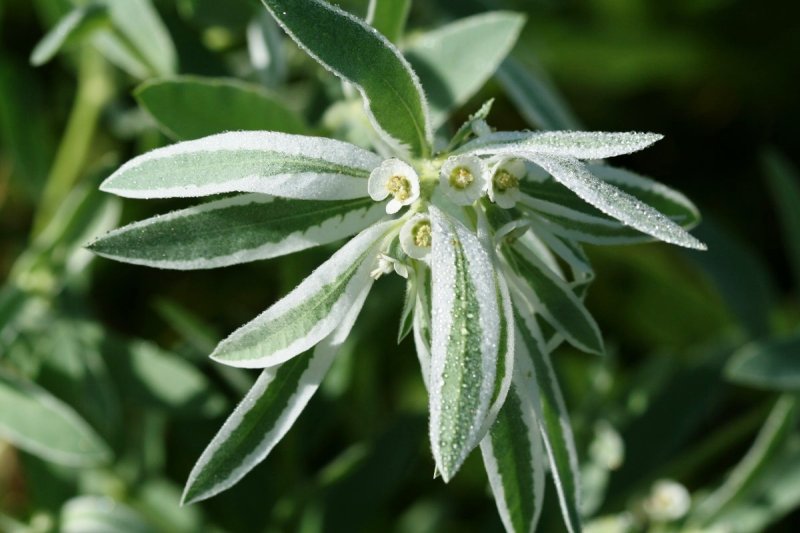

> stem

[{"left": 32, "top": 48, "right": 112, "bottom": 237}]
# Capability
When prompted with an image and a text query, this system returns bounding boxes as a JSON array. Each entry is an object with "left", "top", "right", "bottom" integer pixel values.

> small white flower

[
  {"left": 642, "top": 479, "right": 691, "bottom": 522},
  {"left": 439, "top": 155, "right": 488, "bottom": 206},
  {"left": 488, "top": 158, "right": 525, "bottom": 208},
  {"left": 370, "top": 253, "right": 409, "bottom": 280},
  {"left": 400, "top": 213, "right": 432, "bottom": 261},
  {"left": 368, "top": 158, "right": 420, "bottom": 214}
]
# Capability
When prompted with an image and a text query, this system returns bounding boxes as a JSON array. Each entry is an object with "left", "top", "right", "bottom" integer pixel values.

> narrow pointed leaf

[
  {"left": 100, "top": 131, "right": 381, "bottom": 200},
  {"left": 429, "top": 207, "right": 501, "bottom": 481},
  {"left": 103, "top": 0, "right": 176, "bottom": 77},
  {"left": 61, "top": 496, "right": 156, "bottom": 533},
  {"left": 515, "top": 315, "right": 583, "bottom": 533},
  {"left": 397, "top": 269, "right": 418, "bottom": 343},
  {"left": 495, "top": 57, "right": 580, "bottom": 131},
  {"left": 366, "top": 0, "right": 410, "bottom": 44},
  {"left": 505, "top": 245, "right": 603, "bottom": 355},
  {"left": 457, "top": 131, "right": 662, "bottom": 160},
  {"left": 763, "top": 149, "right": 800, "bottom": 289},
  {"left": 135, "top": 77, "right": 307, "bottom": 140},
  {"left": 211, "top": 221, "right": 393, "bottom": 368},
  {"left": 725, "top": 334, "right": 800, "bottom": 392},
  {"left": 30, "top": 4, "right": 109, "bottom": 66},
  {"left": 89, "top": 195, "right": 385, "bottom": 270},
  {"left": 0, "top": 371, "right": 111, "bottom": 467},
  {"left": 183, "top": 286, "right": 369, "bottom": 504},
  {"left": 481, "top": 383, "right": 545, "bottom": 533},
  {"left": 247, "top": 11, "right": 288, "bottom": 88},
  {"left": 261, "top": 0, "right": 431, "bottom": 157},
  {"left": 405, "top": 12, "right": 525, "bottom": 128},
  {"left": 412, "top": 268, "right": 433, "bottom": 389},
  {"left": 530, "top": 155, "right": 706, "bottom": 250}
]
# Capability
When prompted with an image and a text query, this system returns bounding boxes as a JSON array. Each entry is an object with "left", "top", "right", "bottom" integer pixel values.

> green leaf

[
  {"left": 247, "top": 10, "right": 288, "bottom": 88},
  {"left": 183, "top": 294, "right": 365, "bottom": 504},
  {"left": 60, "top": 496, "right": 156, "bottom": 533},
  {"left": 261, "top": 0, "right": 431, "bottom": 157},
  {"left": 480, "top": 384, "right": 545, "bottom": 533},
  {"left": 528, "top": 155, "right": 706, "bottom": 250},
  {"left": 100, "top": 131, "right": 381, "bottom": 199},
  {"left": 89, "top": 194, "right": 385, "bottom": 270},
  {"left": 367, "top": 0, "right": 410, "bottom": 44},
  {"left": 763, "top": 149, "right": 800, "bottom": 290},
  {"left": 0, "top": 370, "right": 110, "bottom": 467},
  {"left": 103, "top": 0, "right": 176, "bottom": 77},
  {"left": 428, "top": 206, "right": 501, "bottom": 481},
  {"left": 211, "top": 220, "right": 393, "bottom": 368},
  {"left": 397, "top": 267, "right": 418, "bottom": 343},
  {"left": 515, "top": 314, "right": 583, "bottom": 533},
  {"left": 405, "top": 12, "right": 525, "bottom": 128},
  {"left": 495, "top": 58, "right": 581, "bottom": 131},
  {"left": 504, "top": 244, "right": 603, "bottom": 355},
  {"left": 458, "top": 131, "right": 663, "bottom": 160},
  {"left": 135, "top": 77, "right": 307, "bottom": 140},
  {"left": 412, "top": 266, "right": 433, "bottom": 389},
  {"left": 30, "top": 3, "right": 109, "bottom": 66},
  {"left": 725, "top": 334, "right": 800, "bottom": 391}
]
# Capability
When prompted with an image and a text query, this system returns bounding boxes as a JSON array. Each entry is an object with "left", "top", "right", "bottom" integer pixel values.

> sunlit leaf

[{"left": 367, "top": 0, "right": 410, "bottom": 44}]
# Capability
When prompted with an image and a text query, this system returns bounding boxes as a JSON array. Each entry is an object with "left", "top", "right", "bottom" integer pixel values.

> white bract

[{"left": 89, "top": 1, "right": 708, "bottom": 532}]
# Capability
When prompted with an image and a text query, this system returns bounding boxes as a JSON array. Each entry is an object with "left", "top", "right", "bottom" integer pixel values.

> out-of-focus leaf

[
  {"left": 0, "top": 370, "right": 110, "bottom": 467},
  {"left": 495, "top": 57, "right": 581, "bottom": 131},
  {"left": 726, "top": 334, "right": 800, "bottom": 391},
  {"left": 247, "top": 10, "right": 287, "bottom": 88},
  {"left": 103, "top": 0, "right": 176, "bottom": 77},
  {"left": 133, "top": 479, "right": 203, "bottom": 533},
  {"left": 404, "top": 12, "right": 525, "bottom": 128},
  {"left": 262, "top": 0, "right": 432, "bottom": 158},
  {"left": 762, "top": 148, "right": 800, "bottom": 290},
  {"left": 60, "top": 496, "right": 156, "bottom": 533},
  {"left": 135, "top": 77, "right": 307, "bottom": 140},
  {"left": 366, "top": 0, "right": 410, "bottom": 44},
  {"left": 30, "top": 3, "right": 109, "bottom": 66}
]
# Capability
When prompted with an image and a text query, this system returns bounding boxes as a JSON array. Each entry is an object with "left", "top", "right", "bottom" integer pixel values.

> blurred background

[{"left": 1, "top": 0, "right": 799, "bottom": 531}]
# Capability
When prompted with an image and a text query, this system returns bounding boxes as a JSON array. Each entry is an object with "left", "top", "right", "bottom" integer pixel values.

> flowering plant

[{"left": 90, "top": 0, "right": 705, "bottom": 531}]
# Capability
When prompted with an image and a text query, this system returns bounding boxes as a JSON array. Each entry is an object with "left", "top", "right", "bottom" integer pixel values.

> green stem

[{"left": 32, "top": 48, "right": 111, "bottom": 237}]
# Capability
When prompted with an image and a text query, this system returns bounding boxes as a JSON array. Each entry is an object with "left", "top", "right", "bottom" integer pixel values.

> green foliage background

[{"left": 1, "top": 0, "right": 799, "bottom": 531}]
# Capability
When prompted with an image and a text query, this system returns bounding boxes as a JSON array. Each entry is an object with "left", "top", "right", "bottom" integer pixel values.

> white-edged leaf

[
  {"left": 529, "top": 155, "right": 706, "bottom": 250},
  {"left": 457, "top": 130, "right": 662, "bottom": 160},
  {"left": 515, "top": 313, "right": 583, "bottom": 533},
  {"left": 404, "top": 11, "right": 525, "bottom": 128},
  {"left": 412, "top": 267, "right": 433, "bottom": 390},
  {"left": 89, "top": 194, "right": 385, "bottom": 270},
  {"left": 182, "top": 281, "right": 370, "bottom": 504},
  {"left": 480, "top": 383, "right": 546, "bottom": 533},
  {"left": 210, "top": 220, "right": 394, "bottom": 368},
  {"left": 522, "top": 221, "right": 594, "bottom": 287},
  {"left": 261, "top": 0, "right": 432, "bottom": 158},
  {"left": 495, "top": 57, "right": 581, "bottom": 131},
  {"left": 429, "top": 206, "right": 501, "bottom": 481},
  {"left": 100, "top": 131, "right": 381, "bottom": 200},
  {"left": 0, "top": 370, "right": 111, "bottom": 467},
  {"left": 398, "top": 266, "right": 420, "bottom": 343},
  {"left": 504, "top": 244, "right": 603, "bottom": 355},
  {"left": 30, "top": 3, "right": 109, "bottom": 67}
]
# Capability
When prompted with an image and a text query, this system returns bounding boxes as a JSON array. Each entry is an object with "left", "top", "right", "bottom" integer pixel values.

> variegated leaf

[
  {"left": 261, "top": 0, "right": 431, "bottom": 158},
  {"left": 89, "top": 195, "right": 385, "bottom": 270},
  {"left": 457, "top": 131, "right": 662, "bottom": 160},
  {"left": 182, "top": 283, "right": 369, "bottom": 504},
  {"left": 100, "top": 131, "right": 381, "bottom": 200},
  {"left": 480, "top": 383, "right": 546, "bottom": 533},
  {"left": 428, "top": 206, "right": 501, "bottom": 481},
  {"left": 515, "top": 312, "right": 583, "bottom": 533},
  {"left": 211, "top": 220, "right": 394, "bottom": 368}
]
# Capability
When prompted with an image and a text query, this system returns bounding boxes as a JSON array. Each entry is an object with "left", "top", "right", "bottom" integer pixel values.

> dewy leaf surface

[
  {"left": 530, "top": 155, "right": 706, "bottom": 250},
  {"left": 515, "top": 315, "right": 583, "bottom": 533},
  {"left": 100, "top": 131, "right": 381, "bottom": 200},
  {"left": 89, "top": 195, "right": 385, "bottom": 270},
  {"left": 404, "top": 11, "right": 525, "bottom": 128},
  {"left": 211, "top": 220, "right": 393, "bottom": 368},
  {"left": 183, "top": 282, "right": 370, "bottom": 504},
  {"left": 429, "top": 206, "right": 500, "bottom": 481},
  {"left": 261, "top": 0, "right": 431, "bottom": 157},
  {"left": 135, "top": 77, "right": 307, "bottom": 140},
  {"left": 0, "top": 371, "right": 111, "bottom": 467},
  {"left": 480, "top": 383, "right": 545, "bottom": 533},
  {"left": 457, "top": 131, "right": 663, "bottom": 160}
]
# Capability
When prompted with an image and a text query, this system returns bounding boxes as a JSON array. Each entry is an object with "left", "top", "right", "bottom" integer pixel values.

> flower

[
  {"left": 400, "top": 213, "right": 432, "bottom": 261},
  {"left": 368, "top": 158, "right": 420, "bottom": 214},
  {"left": 487, "top": 158, "right": 525, "bottom": 208},
  {"left": 439, "top": 154, "right": 488, "bottom": 206}
]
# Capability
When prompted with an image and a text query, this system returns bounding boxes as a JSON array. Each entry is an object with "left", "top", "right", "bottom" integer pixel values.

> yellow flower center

[
  {"left": 413, "top": 221, "right": 432, "bottom": 248},
  {"left": 493, "top": 169, "right": 519, "bottom": 193},
  {"left": 449, "top": 167, "right": 474, "bottom": 190},
  {"left": 386, "top": 175, "right": 412, "bottom": 201}
]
